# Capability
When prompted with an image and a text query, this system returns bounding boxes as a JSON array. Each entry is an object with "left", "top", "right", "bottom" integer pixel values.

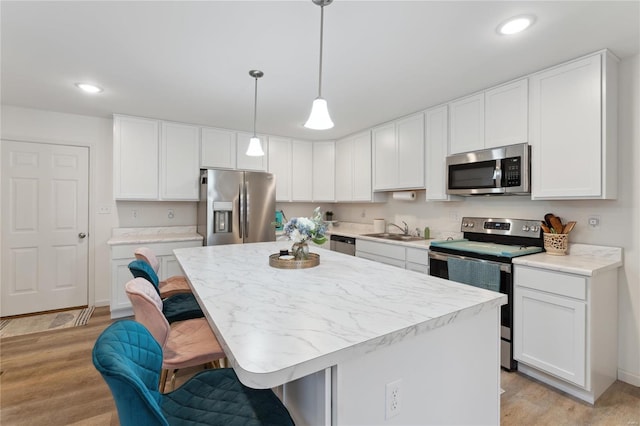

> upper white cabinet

[
  {"left": 236, "top": 132, "right": 268, "bottom": 171},
  {"left": 425, "top": 105, "right": 460, "bottom": 202},
  {"left": 291, "top": 140, "right": 313, "bottom": 201},
  {"left": 267, "top": 136, "right": 292, "bottom": 202},
  {"left": 160, "top": 122, "right": 200, "bottom": 201},
  {"left": 115, "top": 115, "right": 199, "bottom": 201},
  {"left": 485, "top": 79, "right": 528, "bottom": 148},
  {"left": 336, "top": 131, "right": 384, "bottom": 202},
  {"left": 200, "top": 127, "right": 236, "bottom": 169},
  {"left": 373, "top": 112, "right": 425, "bottom": 191},
  {"left": 449, "top": 78, "right": 528, "bottom": 154},
  {"left": 449, "top": 93, "right": 484, "bottom": 154},
  {"left": 530, "top": 51, "right": 618, "bottom": 200},
  {"left": 312, "top": 141, "right": 335, "bottom": 202}
]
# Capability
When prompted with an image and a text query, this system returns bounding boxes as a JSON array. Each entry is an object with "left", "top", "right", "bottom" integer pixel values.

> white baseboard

[
  {"left": 618, "top": 368, "right": 640, "bottom": 387},
  {"left": 94, "top": 299, "right": 110, "bottom": 308}
]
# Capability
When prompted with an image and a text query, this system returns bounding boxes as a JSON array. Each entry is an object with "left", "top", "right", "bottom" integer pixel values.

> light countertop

[
  {"left": 174, "top": 242, "right": 506, "bottom": 389},
  {"left": 512, "top": 243, "right": 623, "bottom": 276},
  {"left": 107, "top": 226, "right": 203, "bottom": 245}
]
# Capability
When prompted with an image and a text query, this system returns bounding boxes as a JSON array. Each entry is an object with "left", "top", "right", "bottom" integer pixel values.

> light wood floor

[{"left": 1, "top": 306, "right": 638, "bottom": 425}]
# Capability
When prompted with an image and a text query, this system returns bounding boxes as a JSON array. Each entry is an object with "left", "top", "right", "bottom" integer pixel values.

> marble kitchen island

[{"left": 174, "top": 242, "right": 507, "bottom": 426}]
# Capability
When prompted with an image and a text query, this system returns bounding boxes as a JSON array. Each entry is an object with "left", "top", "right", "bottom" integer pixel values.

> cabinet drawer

[
  {"left": 356, "top": 240, "right": 405, "bottom": 260},
  {"left": 515, "top": 266, "right": 586, "bottom": 300},
  {"left": 406, "top": 247, "right": 428, "bottom": 265},
  {"left": 356, "top": 251, "right": 406, "bottom": 268},
  {"left": 111, "top": 240, "right": 202, "bottom": 259}
]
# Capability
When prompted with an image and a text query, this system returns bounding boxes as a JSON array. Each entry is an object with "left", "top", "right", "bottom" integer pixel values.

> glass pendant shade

[
  {"left": 246, "top": 136, "right": 265, "bottom": 156},
  {"left": 304, "top": 97, "right": 334, "bottom": 130}
]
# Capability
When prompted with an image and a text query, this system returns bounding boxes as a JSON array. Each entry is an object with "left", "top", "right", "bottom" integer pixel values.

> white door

[{"left": 1, "top": 141, "right": 89, "bottom": 316}]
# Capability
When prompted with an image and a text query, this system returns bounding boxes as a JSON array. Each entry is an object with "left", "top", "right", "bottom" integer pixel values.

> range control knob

[
  {"left": 467, "top": 222, "right": 474, "bottom": 228},
  {"left": 522, "top": 225, "right": 530, "bottom": 232},
  {"left": 531, "top": 225, "right": 540, "bottom": 232}
]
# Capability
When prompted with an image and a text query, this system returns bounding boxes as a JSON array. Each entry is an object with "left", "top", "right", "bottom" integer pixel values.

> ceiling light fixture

[
  {"left": 497, "top": 15, "right": 535, "bottom": 35},
  {"left": 75, "top": 82, "right": 103, "bottom": 93},
  {"left": 246, "top": 70, "right": 265, "bottom": 157},
  {"left": 304, "top": 0, "right": 334, "bottom": 130}
]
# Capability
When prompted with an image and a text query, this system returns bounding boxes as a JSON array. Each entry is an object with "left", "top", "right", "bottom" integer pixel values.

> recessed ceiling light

[
  {"left": 75, "top": 82, "right": 103, "bottom": 94},
  {"left": 497, "top": 15, "right": 536, "bottom": 35}
]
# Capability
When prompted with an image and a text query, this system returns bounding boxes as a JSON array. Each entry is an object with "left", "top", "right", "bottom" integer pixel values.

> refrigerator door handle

[
  {"left": 238, "top": 183, "right": 243, "bottom": 239},
  {"left": 243, "top": 182, "right": 249, "bottom": 239}
]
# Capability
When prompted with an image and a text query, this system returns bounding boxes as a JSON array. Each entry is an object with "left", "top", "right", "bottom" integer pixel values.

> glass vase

[{"left": 291, "top": 241, "right": 310, "bottom": 260}]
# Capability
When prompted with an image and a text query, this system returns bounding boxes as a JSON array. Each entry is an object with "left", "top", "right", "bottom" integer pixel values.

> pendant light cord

[
  {"left": 317, "top": 4, "right": 325, "bottom": 98},
  {"left": 253, "top": 75, "right": 258, "bottom": 137}
]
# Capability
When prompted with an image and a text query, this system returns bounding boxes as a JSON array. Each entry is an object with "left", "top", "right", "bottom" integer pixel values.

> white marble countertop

[
  {"left": 107, "top": 226, "right": 203, "bottom": 245},
  {"left": 512, "top": 243, "right": 623, "bottom": 276},
  {"left": 174, "top": 242, "right": 507, "bottom": 389},
  {"left": 315, "top": 222, "right": 440, "bottom": 248}
]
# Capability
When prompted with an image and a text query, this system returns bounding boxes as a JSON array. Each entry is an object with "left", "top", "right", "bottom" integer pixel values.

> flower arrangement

[{"left": 283, "top": 207, "right": 328, "bottom": 245}]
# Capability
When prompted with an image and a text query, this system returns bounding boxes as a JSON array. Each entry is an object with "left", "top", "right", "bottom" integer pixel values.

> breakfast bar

[{"left": 175, "top": 242, "right": 507, "bottom": 425}]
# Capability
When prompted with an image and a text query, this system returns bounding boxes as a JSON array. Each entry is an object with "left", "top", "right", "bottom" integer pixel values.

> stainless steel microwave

[{"left": 446, "top": 143, "right": 530, "bottom": 196}]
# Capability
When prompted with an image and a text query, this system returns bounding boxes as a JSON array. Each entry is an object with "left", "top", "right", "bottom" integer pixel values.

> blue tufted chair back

[
  {"left": 128, "top": 259, "right": 161, "bottom": 296},
  {"left": 93, "top": 320, "right": 168, "bottom": 426}
]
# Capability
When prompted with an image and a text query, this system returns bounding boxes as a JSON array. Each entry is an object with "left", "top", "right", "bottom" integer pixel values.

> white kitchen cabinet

[
  {"left": 356, "top": 239, "right": 429, "bottom": 273},
  {"left": 312, "top": 141, "right": 335, "bottom": 201},
  {"left": 529, "top": 50, "right": 618, "bottom": 200},
  {"left": 267, "top": 136, "right": 292, "bottom": 202},
  {"left": 236, "top": 132, "right": 268, "bottom": 171},
  {"left": 336, "top": 131, "right": 384, "bottom": 202},
  {"left": 200, "top": 126, "right": 236, "bottom": 169},
  {"left": 113, "top": 115, "right": 159, "bottom": 200},
  {"left": 425, "top": 105, "right": 461, "bottom": 201},
  {"left": 291, "top": 140, "right": 313, "bottom": 201},
  {"left": 110, "top": 240, "right": 202, "bottom": 319},
  {"left": 449, "top": 93, "right": 484, "bottom": 154},
  {"left": 514, "top": 264, "right": 618, "bottom": 403},
  {"left": 160, "top": 122, "right": 200, "bottom": 201},
  {"left": 372, "top": 112, "right": 425, "bottom": 191},
  {"left": 485, "top": 78, "right": 528, "bottom": 148}
]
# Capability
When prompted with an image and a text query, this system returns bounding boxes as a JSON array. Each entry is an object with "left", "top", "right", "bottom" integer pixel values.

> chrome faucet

[{"left": 388, "top": 221, "right": 409, "bottom": 235}]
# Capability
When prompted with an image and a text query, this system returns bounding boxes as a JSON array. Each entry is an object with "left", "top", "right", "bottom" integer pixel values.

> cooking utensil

[
  {"left": 549, "top": 216, "right": 564, "bottom": 234},
  {"left": 544, "top": 213, "right": 555, "bottom": 229},
  {"left": 540, "top": 222, "right": 551, "bottom": 233},
  {"left": 563, "top": 221, "right": 576, "bottom": 234}
]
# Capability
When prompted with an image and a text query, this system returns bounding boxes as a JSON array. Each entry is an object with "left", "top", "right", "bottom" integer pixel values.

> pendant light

[
  {"left": 304, "top": 0, "right": 334, "bottom": 130},
  {"left": 246, "top": 69, "right": 265, "bottom": 156}
]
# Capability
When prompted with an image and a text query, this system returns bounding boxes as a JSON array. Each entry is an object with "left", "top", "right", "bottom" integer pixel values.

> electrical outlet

[
  {"left": 450, "top": 210, "right": 459, "bottom": 222},
  {"left": 98, "top": 205, "right": 111, "bottom": 214},
  {"left": 588, "top": 215, "right": 601, "bottom": 229},
  {"left": 132, "top": 209, "right": 137, "bottom": 219},
  {"left": 168, "top": 209, "right": 175, "bottom": 219},
  {"left": 361, "top": 209, "right": 366, "bottom": 218},
  {"left": 385, "top": 379, "right": 402, "bottom": 419}
]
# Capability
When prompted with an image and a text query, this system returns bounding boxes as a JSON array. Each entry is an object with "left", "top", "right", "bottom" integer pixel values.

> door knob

[{"left": 78, "top": 232, "right": 87, "bottom": 239}]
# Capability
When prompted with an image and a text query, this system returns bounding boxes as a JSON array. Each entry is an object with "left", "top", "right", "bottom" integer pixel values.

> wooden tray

[{"left": 269, "top": 253, "right": 320, "bottom": 269}]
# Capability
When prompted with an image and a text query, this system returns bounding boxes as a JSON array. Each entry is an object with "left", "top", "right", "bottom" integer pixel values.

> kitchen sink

[{"left": 362, "top": 233, "right": 424, "bottom": 242}]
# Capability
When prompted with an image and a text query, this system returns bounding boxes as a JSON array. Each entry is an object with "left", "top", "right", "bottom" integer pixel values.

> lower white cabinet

[
  {"left": 110, "top": 240, "right": 202, "bottom": 319},
  {"left": 513, "top": 264, "right": 618, "bottom": 403},
  {"left": 356, "top": 239, "right": 428, "bottom": 272}
]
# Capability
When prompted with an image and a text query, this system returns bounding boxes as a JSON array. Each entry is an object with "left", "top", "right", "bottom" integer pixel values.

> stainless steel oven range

[{"left": 428, "top": 217, "right": 544, "bottom": 370}]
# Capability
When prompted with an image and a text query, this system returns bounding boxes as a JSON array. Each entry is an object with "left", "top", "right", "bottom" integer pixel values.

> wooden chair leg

[{"left": 160, "top": 369, "right": 168, "bottom": 393}]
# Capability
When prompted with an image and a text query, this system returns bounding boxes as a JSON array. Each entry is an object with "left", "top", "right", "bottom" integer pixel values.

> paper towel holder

[{"left": 392, "top": 191, "right": 416, "bottom": 201}]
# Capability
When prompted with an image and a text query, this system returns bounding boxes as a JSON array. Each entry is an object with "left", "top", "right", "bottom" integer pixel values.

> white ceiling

[{"left": 2, "top": 1, "right": 639, "bottom": 141}]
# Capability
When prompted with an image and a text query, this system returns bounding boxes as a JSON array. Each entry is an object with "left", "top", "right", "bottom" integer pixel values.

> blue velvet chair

[
  {"left": 93, "top": 320, "right": 295, "bottom": 426},
  {"left": 128, "top": 259, "right": 204, "bottom": 324}
]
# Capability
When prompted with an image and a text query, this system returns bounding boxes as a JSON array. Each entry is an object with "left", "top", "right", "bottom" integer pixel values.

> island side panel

[{"left": 332, "top": 307, "right": 501, "bottom": 425}]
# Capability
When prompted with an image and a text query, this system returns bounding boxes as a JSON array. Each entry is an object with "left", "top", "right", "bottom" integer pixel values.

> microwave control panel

[{"left": 503, "top": 157, "right": 521, "bottom": 187}]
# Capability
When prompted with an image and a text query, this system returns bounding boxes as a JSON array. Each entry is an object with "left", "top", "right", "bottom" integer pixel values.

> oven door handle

[{"left": 428, "top": 251, "right": 512, "bottom": 273}]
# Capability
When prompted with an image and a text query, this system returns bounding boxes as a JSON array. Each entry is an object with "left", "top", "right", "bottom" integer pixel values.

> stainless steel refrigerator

[{"left": 197, "top": 169, "right": 276, "bottom": 245}]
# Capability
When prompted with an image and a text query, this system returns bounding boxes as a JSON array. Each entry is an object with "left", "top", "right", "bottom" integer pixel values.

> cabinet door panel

[
  {"left": 335, "top": 138, "right": 353, "bottom": 201},
  {"left": 201, "top": 127, "right": 236, "bottom": 169},
  {"left": 449, "top": 93, "right": 484, "bottom": 154},
  {"left": 372, "top": 124, "right": 396, "bottom": 190},
  {"left": 425, "top": 105, "right": 451, "bottom": 201},
  {"left": 268, "top": 137, "right": 292, "bottom": 202},
  {"left": 514, "top": 287, "right": 586, "bottom": 386},
  {"left": 114, "top": 116, "right": 159, "bottom": 199},
  {"left": 352, "top": 132, "right": 373, "bottom": 201},
  {"left": 291, "top": 141, "right": 313, "bottom": 201},
  {"left": 485, "top": 79, "right": 528, "bottom": 148},
  {"left": 396, "top": 113, "right": 425, "bottom": 188},
  {"left": 160, "top": 122, "right": 200, "bottom": 200},
  {"left": 530, "top": 55, "right": 601, "bottom": 198},
  {"left": 313, "top": 141, "right": 335, "bottom": 201}
]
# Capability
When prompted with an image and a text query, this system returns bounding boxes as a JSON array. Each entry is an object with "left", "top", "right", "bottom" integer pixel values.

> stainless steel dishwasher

[{"left": 330, "top": 235, "right": 356, "bottom": 256}]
